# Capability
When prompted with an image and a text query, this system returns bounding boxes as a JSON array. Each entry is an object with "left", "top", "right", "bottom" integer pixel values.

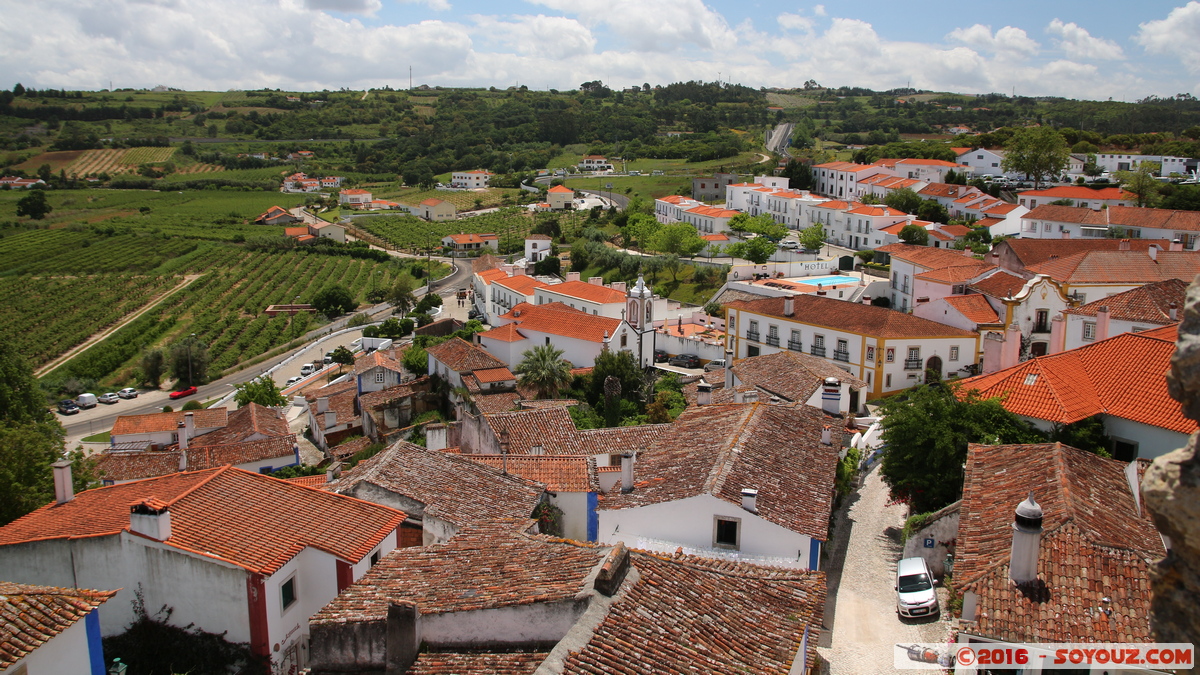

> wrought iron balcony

[
  {"left": 765, "top": 335, "right": 780, "bottom": 347},
  {"left": 810, "top": 345, "right": 826, "bottom": 357},
  {"left": 833, "top": 349, "right": 850, "bottom": 362},
  {"left": 746, "top": 330, "right": 760, "bottom": 342},
  {"left": 787, "top": 340, "right": 804, "bottom": 352},
  {"left": 904, "top": 358, "right": 922, "bottom": 370}
]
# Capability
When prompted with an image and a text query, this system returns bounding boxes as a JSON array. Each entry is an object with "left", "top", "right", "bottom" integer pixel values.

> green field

[{"left": 355, "top": 207, "right": 533, "bottom": 252}]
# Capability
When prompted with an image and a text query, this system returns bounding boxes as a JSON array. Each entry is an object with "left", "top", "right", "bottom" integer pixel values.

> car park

[
  {"left": 117, "top": 388, "right": 139, "bottom": 399},
  {"left": 76, "top": 393, "right": 98, "bottom": 409},
  {"left": 668, "top": 354, "right": 701, "bottom": 369},
  {"left": 57, "top": 400, "right": 80, "bottom": 415},
  {"left": 97, "top": 393, "right": 120, "bottom": 405},
  {"left": 703, "top": 358, "right": 726, "bottom": 372},
  {"left": 895, "top": 557, "right": 939, "bottom": 618},
  {"left": 653, "top": 349, "right": 669, "bottom": 363},
  {"left": 168, "top": 386, "right": 198, "bottom": 400}
]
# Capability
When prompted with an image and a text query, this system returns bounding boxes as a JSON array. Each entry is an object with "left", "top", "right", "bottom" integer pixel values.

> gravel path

[{"left": 819, "top": 465, "right": 951, "bottom": 674}]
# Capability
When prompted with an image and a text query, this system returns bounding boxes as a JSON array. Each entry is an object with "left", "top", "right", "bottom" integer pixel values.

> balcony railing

[
  {"left": 810, "top": 345, "right": 826, "bottom": 357},
  {"left": 766, "top": 335, "right": 780, "bottom": 347},
  {"left": 833, "top": 349, "right": 850, "bottom": 362},
  {"left": 787, "top": 340, "right": 804, "bottom": 352},
  {"left": 1033, "top": 322, "right": 1050, "bottom": 334},
  {"left": 746, "top": 330, "right": 760, "bottom": 342},
  {"left": 904, "top": 358, "right": 922, "bottom": 370}
]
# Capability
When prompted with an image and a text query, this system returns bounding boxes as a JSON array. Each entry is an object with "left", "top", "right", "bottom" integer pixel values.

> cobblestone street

[{"left": 819, "top": 464, "right": 951, "bottom": 674}]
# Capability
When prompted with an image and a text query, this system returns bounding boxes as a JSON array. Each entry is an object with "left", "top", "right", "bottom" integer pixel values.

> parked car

[
  {"left": 653, "top": 349, "right": 669, "bottom": 363},
  {"left": 285, "top": 376, "right": 302, "bottom": 386},
  {"left": 300, "top": 364, "right": 315, "bottom": 376},
  {"left": 168, "top": 386, "right": 198, "bottom": 400},
  {"left": 76, "top": 393, "right": 98, "bottom": 409},
  {"left": 704, "top": 358, "right": 727, "bottom": 372},
  {"left": 57, "top": 400, "right": 80, "bottom": 415},
  {"left": 97, "top": 393, "right": 120, "bottom": 405},
  {"left": 323, "top": 354, "right": 334, "bottom": 365},
  {"left": 895, "top": 557, "right": 939, "bottom": 618},
  {"left": 117, "top": 387, "right": 139, "bottom": 399},
  {"left": 668, "top": 354, "right": 701, "bottom": 369},
  {"left": 781, "top": 240, "right": 800, "bottom": 249}
]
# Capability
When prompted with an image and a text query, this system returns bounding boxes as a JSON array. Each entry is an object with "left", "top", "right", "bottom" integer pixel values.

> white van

[
  {"left": 300, "top": 364, "right": 314, "bottom": 377},
  {"left": 76, "top": 393, "right": 98, "bottom": 409}
]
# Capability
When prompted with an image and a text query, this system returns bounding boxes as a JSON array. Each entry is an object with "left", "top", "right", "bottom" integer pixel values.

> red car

[{"left": 168, "top": 386, "right": 198, "bottom": 400}]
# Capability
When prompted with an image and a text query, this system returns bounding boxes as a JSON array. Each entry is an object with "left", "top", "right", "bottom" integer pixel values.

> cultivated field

[{"left": 62, "top": 147, "right": 180, "bottom": 176}]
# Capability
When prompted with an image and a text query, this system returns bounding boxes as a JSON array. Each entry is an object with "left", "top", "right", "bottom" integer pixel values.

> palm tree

[{"left": 515, "top": 344, "right": 573, "bottom": 399}]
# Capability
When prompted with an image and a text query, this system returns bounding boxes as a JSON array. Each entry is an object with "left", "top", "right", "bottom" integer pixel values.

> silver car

[
  {"left": 117, "top": 387, "right": 139, "bottom": 399},
  {"left": 97, "top": 392, "right": 120, "bottom": 405},
  {"left": 895, "top": 557, "right": 938, "bottom": 618}
]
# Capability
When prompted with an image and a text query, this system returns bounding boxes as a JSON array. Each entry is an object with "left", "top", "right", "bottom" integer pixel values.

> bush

[
  {"left": 347, "top": 312, "right": 371, "bottom": 328},
  {"left": 161, "top": 405, "right": 173, "bottom": 413},
  {"left": 181, "top": 401, "right": 203, "bottom": 411}
]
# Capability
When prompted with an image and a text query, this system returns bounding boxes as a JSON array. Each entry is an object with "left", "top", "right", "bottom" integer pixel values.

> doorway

[{"left": 924, "top": 356, "right": 942, "bottom": 383}]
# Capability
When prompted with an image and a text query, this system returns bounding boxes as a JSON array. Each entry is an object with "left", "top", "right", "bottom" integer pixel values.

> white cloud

[
  {"left": 525, "top": 0, "right": 736, "bottom": 52},
  {"left": 1046, "top": 19, "right": 1124, "bottom": 60},
  {"left": 471, "top": 14, "right": 596, "bottom": 59},
  {"left": 813, "top": 4, "right": 826, "bottom": 17},
  {"left": 778, "top": 12, "right": 815, "bottom": 33},
  {"left": 1138, "top": 2, "right": 1200, "bottom": 72},
  {"left": 395, "top": 0, "right": 450, "bottom": 11},
  {"left": 947, "top": 24, "right": 1038, "bottom": 58},
  {"left": 305, "top": 0, "right": 381, "bottom": 15}
]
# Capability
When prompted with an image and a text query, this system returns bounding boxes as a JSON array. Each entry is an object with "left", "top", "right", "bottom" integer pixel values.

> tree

[
  {"left": 878, "top": 384, "right": 1044, "bottom": 513},
  {"left": 1002, "top": 126, "right": 1069, "bottom": 189},
  {"left": 311, "top": 285, "right": 356, "bottom": 316},
  {"left": 587, "top": 349, "right": 643, "bottom": 412},
  {"left": 726, "top": 237, "right": 778, "bottom": 265},
  {"left": 0, "top": 344, "right": 70, "bottom": 525},
  {"left": 703, "top": 300, "right": 724, "bottom": 318},
  {"left": 233, "top": 376, "right": 287, "bottom": 407},
  {"left": 169, "top": 335, "right": 209, "bottom": 387},
  {"left": 897, "top": 224, "right": 929, "bottom": 246},
  {"left": 798, "top": 223, "right": 825, "bottom": 251},
  {"left": 1116, "top": 161, "right": 1162, "bottom": 208},
  {"left": 1083, "top": 154, "right": 1103, "bottom": 179},
  {"left": 16, "top": 190, "right": 51, "bottom": 220},
  {"left": 649, "top": 222, "right": 706, "bottom": 259},
  {"left": 883, "top": 188, "right": 922, "bottom": 215},
  {"left": 916, "top": 199, "right": 949, "bottom": 224},
  {"left": 140, "top": 349, "right": 165, "bottom": 387},
  {"left": 0, "top": 343, "right": 50, "bottom": 425},
  {"left": 330, "top": 346, "right": 355, "bottom": 373},
  {"left": 402, "top": 344, "right": 428, "bottom": 375},
  {"left": 515, "top": 344, "right": 573, "bottom": 399}
]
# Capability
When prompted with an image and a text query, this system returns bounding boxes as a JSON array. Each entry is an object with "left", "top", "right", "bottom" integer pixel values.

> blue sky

[{"left": 4, "top": 0, "right": 1200, "bottom": 100}]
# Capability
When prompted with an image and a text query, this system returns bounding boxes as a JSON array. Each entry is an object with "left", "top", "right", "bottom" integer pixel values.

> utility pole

[{"left": 187, "top": 333, "right": 196, "bottom": 387}]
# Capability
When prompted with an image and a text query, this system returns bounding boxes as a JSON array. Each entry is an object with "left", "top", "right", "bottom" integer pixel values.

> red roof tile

[
  {"left": 915, "top": 264, "right": 996, "bottom": 283},
  {"left": 1062, "top": 278, "right": 1187, "bottom": 324},
  {"left": 468, "top": 455, "right": 598, "bottom": 492},
  {"left": 876, "top": 243, "right": 989, "bottom": 271},
  {"left": 541, "top": 280, "right": 626, "bottom": 304},
  {"left": 499, "top": 302, "right": 621, "bottom": 342},
  {"left": 729, "top": 350, "right": 866, "bottom": 402},
  {"left": 1027, "top": 250, "right": 1200, "bottom": 285},
  {"left": 547, "top": 185, "right": 573, "bottom": 193},
  {"left": 1019, "top": 186, "right": 1132, "bottom": 201},
  {"left": 996, "top": 237, "right": 1172, "bottom": 269},
  {"left": 0, "top": 582, "right": 117, "bottom": 668},
  {"left": 968, "top": 269, "right": 1028, "bottom": 299},
  {"left": 943, "top": 294, "right": 1000, "bottom": 324},
  {"left": 189, "top": 403, "right": 288, "bottom": 447},
  {"left": 493, "top": 275, "right": 549, "bottom": 295},
  {"left": 479, "top": 322, "right": 524, "bottom": 343},
  {"left": 726, "top": 294, "right": 979, "bottom": 339},
  {"left": 426, "top": 337, "right": 508, "bottom": 372},
  {"left": 0, "top": 467, "right": 405, "bottom": 574},
  {"left": 111, "top": 408, "right": 228, "bottom": 437}
]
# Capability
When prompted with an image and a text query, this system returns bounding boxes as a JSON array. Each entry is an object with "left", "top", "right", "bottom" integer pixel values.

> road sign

[{"left": 606, "top": 183, "right": 613, "bottom": 189}]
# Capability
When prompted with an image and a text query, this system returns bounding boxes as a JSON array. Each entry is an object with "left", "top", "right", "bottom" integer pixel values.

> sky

[{"left": 4, "top": 0, "right": 1200, "bottom": 101}]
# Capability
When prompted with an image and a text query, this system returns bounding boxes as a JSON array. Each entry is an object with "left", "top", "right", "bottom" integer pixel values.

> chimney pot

[
  {"left": 1119, "top": 238, "right": 1131, "bottom": 250},
  {"left": 317, "top": 397, "right": 329, "bottom": 413},
  {"left": 741, "top": 488, "right": 759, "bottom": 513},
  {"left": 129, "top": 501, "right": 172, "bottom": 541},
  {"left": 620, "top": 453, "right": 634, "bottom": 493},
  {"left": 1170, "top": 302, "right": 1179, "bottom": 321},
  {"left": 783, "top": 296, "right": 794, "bottom": 316},
  {"left": 52, "top": 460, "right": 74, "bottom": 504},
  {"left": 588, "top": 276, "right": 604, "bottom": 286},
  {"left": 1170, "top": 239, "right": 1184, "bottom": 252},
  {"left": 1149, "top": 245, "right": 1159, "bottom": 262},
  {"left": 1009, "top": 492, "right": 1043, "bottom": 584},
  {"left": 820, "top": 425, "right": 833, "bottom": 446},
  {"left": 697, "top": 382, "right": 712, "bottom": 406},
  {"left": 742, "top": 390, "right": 759, "bottom": 404},
  {"left": 183, "top": 411, "right": 194, "bottom": 439}
]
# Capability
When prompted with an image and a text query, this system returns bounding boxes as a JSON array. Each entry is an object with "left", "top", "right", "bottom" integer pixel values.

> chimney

[
  {"left": 530, "top": 444, "right": 544, "bottom": 456},
  {"left": 1170, "top": 302, "right": 1179, "bottom": 321},
  {"left": 1009, "top": 493, "right": 1043, "bottom": 584},
  {"left": 783, "top": 296, "right": 794, "bottom": 316},
  {"left": 567, "top": 272, "right": 581, "bottom": 282},
  {"left": 1119, "top": 238, "right": 1131, "bottom": 251},
  {"left": 129, "top": 500, "right": 172, "bottom": 541},
  {"left": 724, "top": 349, "right": 734, "bottom": 389},
  {"left": 588, "top": 276, "right": 604, "bottom": 286},
  {"left": 1171, "top": 239, "right": 1184, "bottom": 252},
  {"left": 426, "top": 423, "right": 447, "bottom": 451},
  {"left": 820, "top": 425, "right": 833, "bottom": 446},
  {"left": 1000, "top": 322, "right": 1022, "bottom": 370},
  {"left": 52, "top": 460, "right": 74, "bottom": 504},
  {"left": 325, "top": 462, "right": 342, "bottom": 483},
  {"left": 1149, "top": 245, "right": 1159, "bottom": 262},
  {"left": 183, "top": 411, "right": 194, "bottom": 440},
  {"left": 385, "top": 602, "right": 421, "bottom": 674},
  {"left": 611, "top": 281, "right": 627, "bottom": 293},
  {"left": 862, "top": 295, "right": 871, "bottom": 305},
  {"left": 316, "top": 397, "right": 329, "bottom": 414},
  {"left": 620, "top": 453, "right": 634, "bottom": 493},
  {"left": 1061, "top": 230, "right": 1070, "bottom": 239},
  {"left": 1048, "top": 315, "right": 1065, "bottom": 355},
  {"left": 177, "top": 420, "right": 188, "bottom": 451},
  {"left": 697, "top": 382, "right": 712, "bottom": 405},
  {"left": 821, "top": 377, "right": 841, "bottom": 414},
  {"left": 1096, "top": 306, "right": 1111, "bottom": 341},
  {"left": 742, "top": 389, "right": 759, "bottom": 404},
  {"left": 741, "top": 488, "right": 758, "bottom": 513},
  {"left": 324, "top": 410, "right": 337, "bottom": 429},
  {"left": 593, "top": 542, "right": 631, "bottom": 596}
]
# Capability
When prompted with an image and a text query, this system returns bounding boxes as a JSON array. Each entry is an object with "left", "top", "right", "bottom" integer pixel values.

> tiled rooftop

[
  {"left": 943, "top": 293, "right": 1001, "bottom": 324},
  {"left": 494, "top": 274, "right": 549, "bottom": 296},
  {"left": 354, "top": 348, "right": 404, "bottom": 376},
  {"left": 997, "top": 237, "right": 1172, "bottom": 269},
  {"left": 498, "top": 302, "right": 621, "bottom": 343},
  {"left": 726, "top": 294, "right": 979, "bottom": 339},
  {"left": 327, "top": 441, "right": 545, "bottom": 529},
  {"left": 0, "top": 582, "right": 117, "bottom": 668},
  {"left": 540, "top": 279, "right": 626, "bottom": 304},
  {"left": 111, "top": 408, "right": 228, "bottom": 437},
  {"left": 914, "top": 264, "right": 996, "bottom": 284},
  {"left": 876, "top": 243, "right": 990, "bottom": 271},
  {"left": 1026, "top": 250, "right": 1200, "bottom": 285},
  {"left": 957, "top": 330, "right": 1194, "bottom": 433},
  {"left": 426, "top": 337, "right": 508, "bottom": 373},
  {"left": 188, "top": 402, "right": 289, "bottom": 447},
  {"left": 599, "top": 403, "right": 838, "bottom": 539},
  {"left": 467, "top": 455, "right": 598, "bottom": 492},
  {"left": 729, "top": 350, "right": 866, "bottom": 402},
  {"left": 358, "top": 377, "right": 431, "bottom": 411},
  {"left": 0, "top": 466, "right": 405, "bottom": 574},
  {"left": 1062, "top": 278, "right": 1187, "bottom": 324},
  {"left": 968, "top": 269, "right": 1029, "bottom": 299}
]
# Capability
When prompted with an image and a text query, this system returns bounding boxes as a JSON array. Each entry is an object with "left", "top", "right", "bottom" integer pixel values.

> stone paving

[{"left": 818, "top": 465, "right": 952, "bottom": 674}]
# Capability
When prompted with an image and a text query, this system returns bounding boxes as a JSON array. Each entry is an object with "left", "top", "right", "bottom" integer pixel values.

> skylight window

[{"left": 1023, "top": 373, "right": 1039, "bottom": 386}]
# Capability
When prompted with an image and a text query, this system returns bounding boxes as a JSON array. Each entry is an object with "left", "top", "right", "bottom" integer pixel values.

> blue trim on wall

[
  {"left": 586, "top": 492, "right": 599, "bottom": 542},
  {"left": 809, "top": 539, "right": 821, "bottom": 571},
  {"left": 86, "top": 610, "right": 105, "bottom": 675}
]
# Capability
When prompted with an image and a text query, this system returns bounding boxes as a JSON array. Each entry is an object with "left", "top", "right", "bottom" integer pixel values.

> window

[
  {"left": 866, "top": 346, "right": 875, "bottom": 361},
  {"left": 620, "top": 333, "right": 627, "bottom": 348},
  {"left": 1083, "top": 321, "right": 1096, "bottom": 341},
  {"left": 375, "top": 371, "right": 385, "bottom": 383},
  {"left": 950, "top": 346, "right": 959, "bottom": 361},
  {"left": 886, "top": 348, "right": 895, "bottom": 363},
  {"left": 281, "top": 576, "right": 297, "bottom": 611},
  {"left": 885, "top": 373, "right": 892, "bottom": 388},
  {"left": 713, "top": 516, "right": 740, "bottom": 549},
  {"left": 813, "top": 335, "right": 825, "bottom": 348},
  {"left": 370, "top": 550, "right": 381, "bottom": 567}
]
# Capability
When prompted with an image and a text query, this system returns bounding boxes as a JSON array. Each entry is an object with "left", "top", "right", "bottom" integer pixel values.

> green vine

[{"left": 532, "top": 500, "right": 565, "bottom": 537}]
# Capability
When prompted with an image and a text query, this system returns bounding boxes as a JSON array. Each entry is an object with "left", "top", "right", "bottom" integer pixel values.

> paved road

[
  {"left": 819, "top": 465, "right": 950, "bottom": 674},
  {"left": 766, "top": 122, "right": 794, "bottom": 155}
]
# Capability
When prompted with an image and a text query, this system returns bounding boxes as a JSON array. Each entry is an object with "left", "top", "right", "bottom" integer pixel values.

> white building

[
  {"left": 1018, "top": 204, "right": 1200, "bottom": 249},
  {"left": 338, "top": 188, "right": 372, "bottom": 206},
  {"left": 1058, "top": 278, "right": 1185, "bottom": 353},
  {"left": 1016, "top": 186, "right": 1133, "bottom": 210},
  {"left": 0, "top": 464, "right": 405, "bottom": 674},
  {"left": 874, "top": 243, "right": 995, "bottom": 312},
  {"left": 449, "top": 169, "right": 493, "bottom": 189},
  {"left": 953, "top": 147, "right": 1018, "bottom": 179},
  {"left": 578, "top": 155, "right": 613, "bottom": 172},
  {"left": 525, "top": 234, "right": 553, "bottom": 262},
  {"left": 810, "top": 161, "right": 886, "bottom": 198},
  {"left": 0, "top": 582, "right": 115, "bottom": 675}
]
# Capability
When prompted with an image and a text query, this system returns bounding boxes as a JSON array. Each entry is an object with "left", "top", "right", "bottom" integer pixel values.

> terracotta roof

[
  {"left": 547, "top": 185, "right": 573, "bottom": 193},
  {"left": 684, "top": 204, "right": 740, "bottom": 218},
  {"left": 845, "top": 205, "right": 907, "bottom": 217},
  {"left": 526, "top": 234, "right": 552, "bottom": 240},
  {"left": 426, "top": 337, "right": 507, "bottom": 373},
  {"left": 189, "top": 403, "right": 288, "bottom": 447},
  {"left": 473, "top": 391, "right": 524, "bottom": 414},
  {"left": 918, "top": 183, "right": 981, "bottom": 199},
  {"left": 111, "top": 408, "right": 228, "bottom": 437},
  {"left": 599, "top": 404, "right": 838, "bottom": 539},
  {"left": 327, "top": 441, "right": 545, "bottom": 529},
  {"left": 473, "top": 366, "right": 516, "bottom": 384},
  {"left": 1019, "top": 186, "right": 1132, "bottom": 201},
  {"left": 875, "top": 243, "right": 988, "bottom": 271},
  {"left": 729, "top": 351, "right": 866, "bottom": 402},
  {"left": 968, "top": 269, "right": 1028, "bottom": 299},
  {"left": 957, "top": 330, "right": 1195, "bottom": 432},
  {"left": 701, "top": 233, "right": 730, "bottom": 241},
  {"left": 1027, "top": 249, "right": 1200, "bottom": 285},
  {"left": 999, "top": 238, "right": 1174, "bottom": 270},
  {"left": 478, "top": 322, "right": 524, "bottom": 343},
  {"left": 576, "top": 424, "right": 671, "bottom": 456},
  {"left": 977, "top": 217, "right": 1007, "bottom": 229},
  {"left": 285, "top": 475, "right": 328, "bottom": 488},
  {"left": 812, "top": 161, "right": 877, "bottom": 173},
  {"left": 541, "top": 280, "right": 626, "bottom": 304},
  {"left": 472, "top": 254, "right": 506, "bottom": 274},
  {"left": 468, "top": 455, "right": 598, "bottom": 492},
  {"left": 1020, "top": 204, "right": 1107, "bottom": 225},
  {"left": 340, "top": 189, "right": 370, "bottom": 195},
  {"left": 95, "top": 450, "right": 181, "bottom": 482},
  {"left": 956, "top": 442, "right": 1164, "bottom": 643},
  {"left": 482, "top": 406, "right": 667, "bottom": 456},
  {"left": 943, "top": 294, "right": 1000, "bottom": 324},
  {"left": 476, "top": 267, "right": 509, "bottom": 285},
  {"left": 895, "top": 158, "right": 961, "bottom": 168},
  {"left": 811, "top": 200, "right": 862, "bottom": 210},
  {"left": 331, "top": 436, "right": 372, "bottom": 460},
  {"left": 0, "top": 582, "right": 117, "bottom": 668},
  {"left": 422, "top": 198, "right": 447, "bottom": 207},
  {"left": 409, "top": 651, "right": 548, "bottom": 674},
  {"left": 0, "top": 467, "right": 405, "bottom": 574},
  {"left": 306, "top": 381, "right": 360, "bottom": 430},
  {"left": 1107, "top": 205, "right": 1200, "bottom": 232},
  {"left": 493, "top": 275, "right": 549, "bottom": 295},
  {"left": 357, "top": 377, "right": 430, "bottom": 411},
  {"left": 914, "top": 264, "right": 995, "bottom": 283},
  {"left": 499, "top": 303, "right": 621, "bottom": 342},
  {"left": 1062, "top": 278, "right": 1187, "bottom": 324},
  {"left": 726, "top": 294, "right": 979, "bottom": 339}
]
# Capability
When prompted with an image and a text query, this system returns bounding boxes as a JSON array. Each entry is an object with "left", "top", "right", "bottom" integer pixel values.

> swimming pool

[{"left": 793, "top": 274, "right": 860, "bottom": 287}]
